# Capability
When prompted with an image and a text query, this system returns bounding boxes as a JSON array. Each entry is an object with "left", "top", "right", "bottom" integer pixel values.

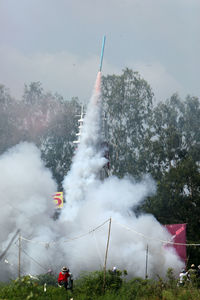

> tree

[
  {"left": 141, "top": 155, "right": 200, "bottom": 263},
  {"left": 20, "top": 82, "right": 59, "bottom": 143},
  {"left": 144, "top": 94, "right": 186, "bottom": 179},
  {"left": 0, "top": 81, "right": 81, "bottom": 188},
  {"left": 0, "top": 85, "right": 21, "bottom": 154},
  {"left": 40, "top": 97, "right": 81, "bottom": 189},
  {"left": 182, "top": 96, "right": 200, "bottom": 162},
  {"left": 23, "top": 82, "right": 43, "bottom": 105},
  {"left": 102, "top": 68, "right": 154, "bottom": 178},
  {"left": 145, "top": 94, "right": 200, "bottom": 180}
]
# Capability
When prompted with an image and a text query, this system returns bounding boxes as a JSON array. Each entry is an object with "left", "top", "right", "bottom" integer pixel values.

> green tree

[
  {"left": 0, "top": 84, "right": 21, "bottom": 154},
  {"left": 19, "top": 82, "right": 81, "bottom": 187},
  {"left": 145, "top": 94, "right": 186, "bottom": 179},
  {"left": 142, "top": 156, "right": 200, "bottom": 262},
  {"left": 182, "top": 95, "right": 200, "bottom": 161},
  {"left": 40, "top": 97, "right": 81, "bottom": 189},
  {"left": 0, "top": 81, "right": 81, "bottom": 188},
  {"left": 102, "top": 68, "right": 154, "bottom": 178}
]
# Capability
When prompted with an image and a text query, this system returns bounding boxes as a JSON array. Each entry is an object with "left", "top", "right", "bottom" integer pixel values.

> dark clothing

[
  {"left": 67, "top": 273, "right": 73, "bottom": 291},
  {"left": 197, "top": 268, "right": 200, "bottom": 278}
]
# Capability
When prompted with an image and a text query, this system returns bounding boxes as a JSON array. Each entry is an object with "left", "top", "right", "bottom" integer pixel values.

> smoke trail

[
  {"left": 61, "top": 72, "right": 184, "bottom": 278},
  {"left": 62, "top": 72, "right": 106, "bottom": 220}
]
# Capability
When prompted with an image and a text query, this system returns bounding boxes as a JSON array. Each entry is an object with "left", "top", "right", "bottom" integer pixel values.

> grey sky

[{"left": 0, "top": 0, "right": 199, "bottom": 103}]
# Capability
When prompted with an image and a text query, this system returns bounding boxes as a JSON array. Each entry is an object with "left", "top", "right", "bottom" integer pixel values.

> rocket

[{"left": 99, "top": 35, "right": 106, "bottom": 72}]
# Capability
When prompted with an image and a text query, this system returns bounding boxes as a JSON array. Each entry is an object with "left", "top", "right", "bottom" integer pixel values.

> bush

[
  {"left": 0, "top": 276, "right": 70, "bottom": 300},
  {"left": 73, "top": 270, "right": 123, "bottom": 299},
  {"left": 1, "top": 270, "right": 200, "bottom": 299},
  {"left": 37, "top": 272, "right": 57, "bottom": 286}
]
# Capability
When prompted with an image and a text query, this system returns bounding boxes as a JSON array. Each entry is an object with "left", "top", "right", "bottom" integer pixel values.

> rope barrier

[
  {"left": 63, "top": 218, "right": 110, "bottom": 243},
  {"left": 21, "top": 218, "right": 110, "bottom": 245},
  {"left": 20, "top": 218, "right": 200, "bottom": 247},
  {"left": 112, "top": 219, "right": 200, "bottom": 247},
  {"left": 21, "top": 237, "right": 52, "bottom": 246},
  {"left": 21, "top": 248, "right": 48, "bottom": 272}
]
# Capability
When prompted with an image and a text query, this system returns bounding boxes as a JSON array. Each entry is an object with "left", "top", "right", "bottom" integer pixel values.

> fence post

[
  {"left": 145, "top": 244, "right": 148, "bottom": 279},
  {"left": 18, "top": 232, "right": 21, "bottom": 279},
  {"left": 103, "top": 218, "right": 112, "bottom": 292}
]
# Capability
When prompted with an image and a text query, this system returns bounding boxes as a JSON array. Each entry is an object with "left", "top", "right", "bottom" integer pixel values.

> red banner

[{"left": 165, "top": 223, "right": 186, "bottom": 263}]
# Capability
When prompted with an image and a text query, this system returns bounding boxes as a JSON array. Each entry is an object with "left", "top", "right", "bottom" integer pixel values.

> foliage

[
  {"left": 36, "top": 272, "right": 57, "bottom": 286},
  {"left": 73, "top": 270, "right": 123, "bottom": 299},
  {"left": 0, "top": 84, "right": 21, "bottom": 154},
  {"left": 140, "top": 155, "right": 200, "bottom": 260},
  {"left": 0, "top": 276, "right": 72, "bottom": 300},
  {"left": 165, "top": 268, "right": 178, "bottom": 289},
  {"left": 0, "top": 82, "right": 81, "bottom": 188},
  {"left": 102, "top": 68, "right": 154, "bottom": 178},
  {"left": 40, "top": 96, "right": 81, "bottom": 189},
  {"left": 1, "top": 271, "right": 200, "bottom": 299}
]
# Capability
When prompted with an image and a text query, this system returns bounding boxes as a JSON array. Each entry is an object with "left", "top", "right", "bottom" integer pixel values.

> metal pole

[
  {"left": 0, "top": 229, "right": 20, "bottom": 261},
  {"left": 145, "top": 244, "right": 148, "bottom": 279},
  {"left": 103, "top": 218, "right": 112, "bottom": 292},
  {"left": 18, "top": 232, "right": 21, "bottom": 279}
]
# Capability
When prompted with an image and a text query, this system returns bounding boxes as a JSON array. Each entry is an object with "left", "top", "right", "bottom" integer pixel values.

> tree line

[{"left": 0, "top": 69, "right": 200, "bottom": 263}]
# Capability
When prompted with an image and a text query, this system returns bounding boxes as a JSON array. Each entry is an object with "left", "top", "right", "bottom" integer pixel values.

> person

[
  {"left": 197, "top": 265, "right": 200, "bottom": 278},
  {"left": 188, "top": 264, "right": 197, "bottom": 276},
  {"left": 67, "top": 270, "right": 74, "bottom": 291},
  {"left": 178, "top": 269, "right": 188, "bottom": 286},
  {"left": 58, "top": 266, "right": 70, "bottom": 290},
  {"left": 112, "top": 266, "right": 117, "bottom": 274},
  {"left": 188, "top": 264, "right": 197, "bottom": 283}
]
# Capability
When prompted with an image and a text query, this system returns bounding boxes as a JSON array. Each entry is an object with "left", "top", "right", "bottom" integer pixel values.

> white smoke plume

[
  {"left": 0, "top": 72, "right": 184, "bottom": 281},
  {"left": 0, "top": 142, "right": 57, "bottom": 280},
  {"left": 61, "top": 71, "right": 184, "bottom": 278}
]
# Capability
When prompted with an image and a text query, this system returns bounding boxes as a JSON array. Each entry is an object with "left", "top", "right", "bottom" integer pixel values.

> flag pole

[
  {"left": 18, "top": 232, "right": 21, "bottom": 279},
  {"left": 145, "top": 244, "right": 148, "bottom": 279},
  {"left": 103, "top": 218, "right": 112, "bottom": 292}
]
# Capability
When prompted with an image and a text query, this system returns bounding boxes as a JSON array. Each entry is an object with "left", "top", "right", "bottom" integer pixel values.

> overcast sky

[{"left": 0, "top": 0, "right": 199, "bottom": 103}]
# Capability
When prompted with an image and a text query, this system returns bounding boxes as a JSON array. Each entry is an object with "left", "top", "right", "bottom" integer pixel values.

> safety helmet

[{"left": 62, "top": 266, "right": 68, "bottom": 272}]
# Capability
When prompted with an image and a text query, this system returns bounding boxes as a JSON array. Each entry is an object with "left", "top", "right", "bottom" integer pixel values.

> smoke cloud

[{"left": 0, "top": 72, "right": 184, "bottom": 281}]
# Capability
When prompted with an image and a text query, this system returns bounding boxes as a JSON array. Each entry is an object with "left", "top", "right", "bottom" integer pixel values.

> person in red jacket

[{"left": 58, "top": 266, "right": 70, "bottom": 289}]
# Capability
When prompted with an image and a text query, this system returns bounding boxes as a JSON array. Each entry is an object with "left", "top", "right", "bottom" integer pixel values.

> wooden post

[
  {"left": 145, "top": 244, "right": 148, "bottom": 279},
  {"left": 18, "top": 232, "right": 21, "bottom": 279},
  {"left": 102, "top": 218, "right": 112, "bottom": 292}
]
